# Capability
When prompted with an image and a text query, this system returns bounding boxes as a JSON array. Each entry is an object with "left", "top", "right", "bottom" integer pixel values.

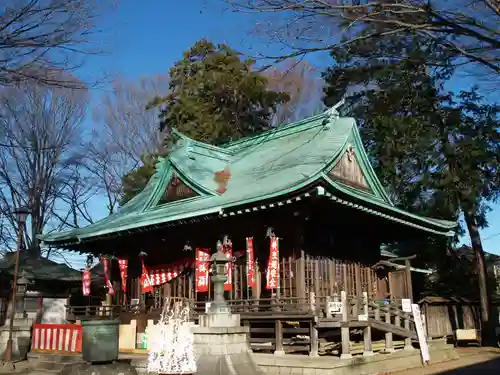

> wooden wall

[
  {"left": 421, "top": 302, "right": 482, "bottom": 339},
  {"left": 126, "top": 254, "right": 406, "bottom": 311}
]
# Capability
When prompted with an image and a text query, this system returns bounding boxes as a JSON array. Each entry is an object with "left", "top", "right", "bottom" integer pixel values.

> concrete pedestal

[
  {"left": 0, "top": 325, "right": 32, "bottom": 361},
  {"left": 192, "top": 311, "right": 264, "bottom": 375},
  {"left": 61, "top": 362, "right": 138, "bottom": 375}
]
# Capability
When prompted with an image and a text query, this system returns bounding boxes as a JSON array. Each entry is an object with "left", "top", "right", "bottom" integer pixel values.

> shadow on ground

[{"left": 436, "top": 356, "right": 500, "bottom": 373}]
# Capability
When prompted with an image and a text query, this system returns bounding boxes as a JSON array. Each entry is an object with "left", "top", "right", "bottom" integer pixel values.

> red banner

[
  {"left": 195, "top": 249, "right": 210, "bottom": 293},
  {"left": 246, "top": 237, "right": 255, "bottom": 289},
  {"left": 117, "top": 258, "right": 128, "bottom": 293},
  {"left": 82, "top": 268, "right": 91, "bottom": 296},
  {"left": 146, "top": 258, "right": 193, "bottom": 286},
  {"left": 224, "top": 240, "right": 233, "bottom": 291},
  {"left": 266, "top": 237, "right": 279, "bottom": 290},
  {"left": 102, "top": 257, "right": 114, "bottom": 295},
  {"left": 141, "top": 262, "right": 153, "bottom": 293}
]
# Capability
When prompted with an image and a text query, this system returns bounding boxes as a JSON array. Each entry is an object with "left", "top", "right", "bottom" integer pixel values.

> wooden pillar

[
  {"left": 405, "top": 259, "right": 413, "bottom": 300},
  {"left": 385, "top": 308, "right": 394, "bottom": 352},
  {"left": 274, "top": 320, "right": 285, "bottom": 356},
  {"left": 297, "top": 250, "right": 306, "bottom": 310},
  {"left": 243, "top": 320, "right": 251, "bottom": 349},
  {"left": 367, "top": 268, "right": 373, "bottom": 300},
  {"left": 255, "top": 262, "right": 261, "bottom": 299},
  {"left": 355, "top": 264, "right": 362, "bottom": 314},
  {"left": 388, "top": 273, "right": 394, "bottom": 301},
  {"left": 325, "top": 296, "right": 332, "bottom": 319},
  {"left": 363, "top": 325, "right": 373, "bottom": 356},
  {"left": 404, "top": 312, "right": 413, "bottom": 350},
  {"left": 362, "top": 290, "right": 373, "bottom": 356},
  {"left": 309, "top": 321, "right": 319, "bottom": 357},
  {"left": 314, "top": 259, "right": 320, "bottom": 302},
  {"left": 340, "top": 290, "right": 351, "bottom": 359}
]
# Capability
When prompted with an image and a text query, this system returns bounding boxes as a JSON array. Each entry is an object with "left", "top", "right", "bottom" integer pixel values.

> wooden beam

[
  {"left": 405, "top": 259, "right": 413, "bottom": 300},
  {"left": 384, "top": 308, "right": 394, "bottom": 352},
  {"left": 309, "top": 321, "right": 319, "bottom": 357},
  {"left": 274, "top": 320, "right": 285, "bottom": 355},
  {"left": 391, "top": 255, "right": 417, "bottom": 261},
  {"left": 404, "top": 312, "right": 413, "bottom": 350},
  {"left": 340, "top": 290, "right": 351, "bottom": 359}
]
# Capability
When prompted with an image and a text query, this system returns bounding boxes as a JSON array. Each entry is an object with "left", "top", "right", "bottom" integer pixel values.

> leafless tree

[
  {"left": 0, "top": 81, "right": 90, "bottom": 255},
  {"left": 88, "top": 75, "right": 168, "bottom": 213},
  {"left": 263, "top": 60, "right": 325, "bottom": 125},
  {"left": 0, "top": 0, "right": 114, "bottom": 87},
  {"left": 225, "top": 0, "right": 500, "bottom": 77}
]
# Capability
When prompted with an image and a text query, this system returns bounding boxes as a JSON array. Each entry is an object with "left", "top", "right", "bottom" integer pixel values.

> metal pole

[{"left": 4, "top": 221, "right": 23, "bottom": 362}]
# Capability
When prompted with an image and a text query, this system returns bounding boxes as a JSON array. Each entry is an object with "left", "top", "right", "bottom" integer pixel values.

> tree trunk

[{"left": 463, "top": 209, "right": 492, "bottom": 341}]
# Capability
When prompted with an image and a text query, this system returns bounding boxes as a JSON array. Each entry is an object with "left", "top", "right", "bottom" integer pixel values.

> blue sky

[{"left": 63, "top": 0, "right": 499, "bottom": 268}]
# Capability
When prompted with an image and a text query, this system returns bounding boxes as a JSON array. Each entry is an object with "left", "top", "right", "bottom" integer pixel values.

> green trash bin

[{"left": 81, "top": 319, "right": 120, "bottom": 363}]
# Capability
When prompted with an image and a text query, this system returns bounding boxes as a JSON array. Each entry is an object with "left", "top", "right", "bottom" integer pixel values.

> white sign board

[
  {"left": 402, "top": 299, "right": 412, "bottom": 313},
  {"left": 205, "top": 302, "right": 211, "bottom": 313},
  {"left": 328, "top": 301, "right": 343, "bottom": 315},
  {"left": 412, "top": 303, "right": 430, "bottom": 363},
  {"left": 358, "top": 314, "right": 368, "bottom": 321}
]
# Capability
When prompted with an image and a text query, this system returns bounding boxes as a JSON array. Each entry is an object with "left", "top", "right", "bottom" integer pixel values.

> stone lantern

[
  {"left": 14, "top": 271, "right": 29, "bottom": 319},
  {"left": 208, "top": 237, "right": 231, "bottom": 315}
]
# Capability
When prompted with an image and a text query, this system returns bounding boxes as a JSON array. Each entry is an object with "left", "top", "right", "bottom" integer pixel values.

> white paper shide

[{"left": 147, "top": 298, "right": 197, "bottom": 374}]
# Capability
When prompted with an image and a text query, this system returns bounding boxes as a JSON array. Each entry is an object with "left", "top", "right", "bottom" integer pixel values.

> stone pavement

[
  {"left": 391, "top": 347, "right": 500, "bottom": 374},
  {"left": 8, "top": 347, "right": 500, "bottom": 375}
]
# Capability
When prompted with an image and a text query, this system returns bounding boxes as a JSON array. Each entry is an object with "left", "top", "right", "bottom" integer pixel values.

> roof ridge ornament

[{"left": 324, "top": 97, "right": 346, "bottom": 122}]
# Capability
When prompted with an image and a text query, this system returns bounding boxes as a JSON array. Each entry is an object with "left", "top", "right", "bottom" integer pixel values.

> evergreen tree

[
  {"left": 150, "top": 39, "right": 289, "bottom": 144},
  {"left": 323, "top": 32, "right": 500, "bottom": 336},
  {"left": 120, "top": 40, "right": 289, "bottom": 204}
]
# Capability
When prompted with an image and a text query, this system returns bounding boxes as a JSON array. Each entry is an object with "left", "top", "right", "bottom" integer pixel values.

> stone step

[
  {"left": 28, "top": 369, "right": 63, "bottom": 375},
  {"left": 28, "top": 352, "right": 84, "bottom": 363},
  {"left": 37, "top": 361, "right": 70, "bottom": 371}
]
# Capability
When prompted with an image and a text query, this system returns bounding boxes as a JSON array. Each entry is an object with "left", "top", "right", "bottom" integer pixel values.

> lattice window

[{"left": 157, "top": 174, "right": 198, "bottom": 205}]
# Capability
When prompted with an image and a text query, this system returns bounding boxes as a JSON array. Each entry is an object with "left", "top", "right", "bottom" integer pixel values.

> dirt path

[{"left": 390, "top": 348, "right": 500, "bottom": 374}]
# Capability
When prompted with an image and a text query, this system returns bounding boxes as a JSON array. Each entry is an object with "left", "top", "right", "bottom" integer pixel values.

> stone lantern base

[{"left": 192, "top": 310, "right": 264, "bottom": 375}]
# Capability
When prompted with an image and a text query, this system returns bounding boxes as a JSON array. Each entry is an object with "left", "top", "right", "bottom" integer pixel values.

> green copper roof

[{"left": 40, "top": 107, "right": 457, "bottom": 245}]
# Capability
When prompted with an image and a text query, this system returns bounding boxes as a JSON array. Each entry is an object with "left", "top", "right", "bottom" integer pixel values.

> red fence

[{"left": 31, "top": 324, "right": 82, "bottom": 353}]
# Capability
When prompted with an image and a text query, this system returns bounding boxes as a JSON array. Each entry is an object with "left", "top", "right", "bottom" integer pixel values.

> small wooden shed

[{"left": 419, "top": 296, "right": 481, "bottom": 339}]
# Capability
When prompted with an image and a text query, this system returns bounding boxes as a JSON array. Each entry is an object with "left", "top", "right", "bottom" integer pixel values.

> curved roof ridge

[
  {"left": 170, "top": 128, "right": 234, "bottom": 156},
  {"left": 221, "top": 112, "right": 329, "bottom": 151}
]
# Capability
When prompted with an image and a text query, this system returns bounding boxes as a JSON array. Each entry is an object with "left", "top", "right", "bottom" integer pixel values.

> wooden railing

[
  {"left": 66, "top": 304, "right": 140, "bottom": 321},
  {"left": 65, "top": 293, "right": 418, "bottom": 358}
]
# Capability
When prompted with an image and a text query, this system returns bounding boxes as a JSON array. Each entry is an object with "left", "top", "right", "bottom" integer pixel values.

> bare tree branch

[
  {"left": 225, "top": 0, "right": 500, "bottom": 76},
  {"left": 88, "top": 75, "right": 168, "bottom": 213},
  {"left": 0, "top": 0, "right": 115, "bottom": 87},
  {"left": 0, "top": 80, "right": 90, "bottom": 255},
  {"left": 263, "top": 59, "right": 325, "bottom": 124}
]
